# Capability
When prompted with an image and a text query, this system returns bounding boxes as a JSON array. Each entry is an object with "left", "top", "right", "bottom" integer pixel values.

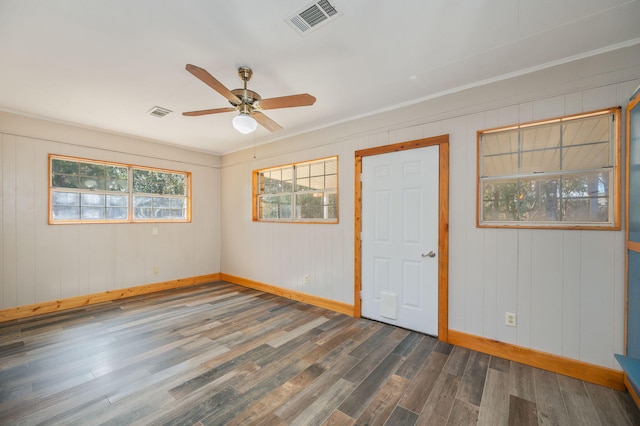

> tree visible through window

[
  {"left": 49, "top": 155, "right": 190, "bottom": 224},
  {"left": 477, "top": 108, "right": 620, "bottom": 229},
  {"left": 254, "top": 157, "right": 338, "bottom": 223}
]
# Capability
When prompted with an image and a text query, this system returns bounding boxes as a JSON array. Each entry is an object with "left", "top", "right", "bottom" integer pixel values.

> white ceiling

[{"left": 0, "top": 0, "right": 639, "bottom": 155}]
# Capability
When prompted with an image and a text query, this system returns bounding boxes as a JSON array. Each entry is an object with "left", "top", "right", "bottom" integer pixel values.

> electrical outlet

[
  {"left": 303, "top": 274, "right": 310, "bottom": 285},
  {"left": 505, "top": 312, "right": 516, "bottom": 327},
  {"left": 153, "top": 266, "right": 160, "bottom": 274}
]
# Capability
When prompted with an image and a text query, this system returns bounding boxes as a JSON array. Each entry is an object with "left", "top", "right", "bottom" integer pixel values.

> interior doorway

[{"left": 354, "top": 135, "right": 449, "bottom": 340}]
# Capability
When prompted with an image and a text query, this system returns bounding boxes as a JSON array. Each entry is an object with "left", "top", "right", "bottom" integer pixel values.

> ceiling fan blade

[
  {"left": 185, "top": 64, "right": 240, "bottom": 104},
  {"left": 253, "top": 111, "right": 283, "bottom": 132},
  {"left": 257, "top": 94, "right": 316, "bottom": 110},
  {"left": 182, "top": 107, "right": 236, "bottom": 116}
]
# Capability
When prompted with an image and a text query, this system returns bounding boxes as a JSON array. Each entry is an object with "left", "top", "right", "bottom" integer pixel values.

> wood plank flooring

[{"left": 1, "top": 281, "right": 639, "bottom": 425}]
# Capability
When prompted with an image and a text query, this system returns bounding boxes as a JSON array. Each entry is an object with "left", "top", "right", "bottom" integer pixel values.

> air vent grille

[
  {"left": 147, "top": 106, "right": 172, "bottom": 118},
  {"left": 285, "top": 0, "right": 342, "bottom": 36}
]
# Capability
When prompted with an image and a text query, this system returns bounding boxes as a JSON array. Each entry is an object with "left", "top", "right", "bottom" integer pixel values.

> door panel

[{"left": 361, "top": 145, "right": 439, "bottom": 335}]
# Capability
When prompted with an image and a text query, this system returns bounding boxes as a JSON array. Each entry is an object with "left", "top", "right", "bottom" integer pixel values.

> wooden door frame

[{"left": 354, "top": 134, "right": 449, "bottom": 342}]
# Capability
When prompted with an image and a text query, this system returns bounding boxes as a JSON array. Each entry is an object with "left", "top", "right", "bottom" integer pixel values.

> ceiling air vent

[
  {"left": 286, "top": 0, "right": 342, "bottom": 36},
  {"left": 147, "top": 106, "right": 172, "bottom": 118}
]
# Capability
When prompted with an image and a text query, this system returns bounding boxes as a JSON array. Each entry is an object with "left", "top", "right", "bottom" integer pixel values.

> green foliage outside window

[
  {"left": 49, "top": 155, "right": 190, "bottom": 223},
  {"left": 478, "top": 108, "right": 619, "bottom": 228},
  {"left": 255, "top": 157, "right": 338, "bottom": 222}
]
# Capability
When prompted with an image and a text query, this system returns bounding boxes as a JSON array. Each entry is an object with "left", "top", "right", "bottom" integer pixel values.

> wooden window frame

[
  {"left": 49, "top": 154, "right": 192, "bottom": 224},
  {"left": 477, "top": 107, "right": 621, "bottom": 230},
  {"left": 253, "top": 156, "right": 338, "bottom": 224}
]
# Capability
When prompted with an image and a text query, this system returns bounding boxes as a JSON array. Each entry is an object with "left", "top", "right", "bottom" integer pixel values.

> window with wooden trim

[
  {"left": 477, "top": 107, "right": 620, "bottom": 229},
  {"left": 254, "top": 156, "right": 338, "bottom": 223},
  {"left": 49, "top": 155, "right": 191, "bottom": 224}
]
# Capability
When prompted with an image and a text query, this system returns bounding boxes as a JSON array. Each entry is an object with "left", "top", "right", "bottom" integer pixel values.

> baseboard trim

[
  {"left": 448, "top": 329, "right": 625, "bottom": 391},
  {"left": 220, "top": 273, "right": 355, "bottom": 316},
  {"left": 0, "top": 273, "right": 221, "bottom": 323},
  {"left": 625, "top": 375, "right": 640, "bottom": 407}
]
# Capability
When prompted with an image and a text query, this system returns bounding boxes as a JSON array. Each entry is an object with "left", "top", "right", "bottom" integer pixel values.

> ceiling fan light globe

[{"left": 232, "top": 114, "right": 257, "bottom": 134}]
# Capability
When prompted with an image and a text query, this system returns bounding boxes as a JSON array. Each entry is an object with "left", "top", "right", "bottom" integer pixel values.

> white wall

[
  {"left": 0, "top": 112, "right": 221, "bottom": 308},
  {"left": 220, "top": 44, "right": 640, "bottom": 369}
]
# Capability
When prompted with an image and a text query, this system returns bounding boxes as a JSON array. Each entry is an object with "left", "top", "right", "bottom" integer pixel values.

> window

[
  {"left": 477, "top": 108, "right": 620, "bottom": 229},
  {"left": 49, "top": 155, "right": 191, "bottom": 224},
  {"left": 254, "top": 156, "right": 338, "bottom": 223}
]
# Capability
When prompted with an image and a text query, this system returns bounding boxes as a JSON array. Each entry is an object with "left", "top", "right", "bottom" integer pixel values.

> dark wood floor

[{"left": 1, "top": 282, "right": 639, "bottom": 425}]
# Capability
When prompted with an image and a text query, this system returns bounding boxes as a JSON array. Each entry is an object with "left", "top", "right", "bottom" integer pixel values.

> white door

[{"left": 361, "top": 146, "right": 439, "bottom": 336}]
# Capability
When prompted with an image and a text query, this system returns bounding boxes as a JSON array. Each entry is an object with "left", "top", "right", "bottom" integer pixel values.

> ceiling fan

[{"left": 183, "top": 64, "right": 316, "bottom": 134}]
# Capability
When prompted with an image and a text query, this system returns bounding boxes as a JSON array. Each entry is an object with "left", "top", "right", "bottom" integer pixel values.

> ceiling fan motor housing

[{"left": 230, "top": 88, "right": 261, "bottom": 108}]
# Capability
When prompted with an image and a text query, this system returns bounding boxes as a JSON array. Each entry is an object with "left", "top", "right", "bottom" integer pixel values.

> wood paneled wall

[
  {"left": 0, "top": 113, "right": 221, "bottom": 309},
  {"left": 220, "top": 49, "right": 640, "bottom": 371}
]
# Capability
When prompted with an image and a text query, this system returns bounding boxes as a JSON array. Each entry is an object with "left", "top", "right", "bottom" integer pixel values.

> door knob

[{"left": 422, "top": 251, "right": 436, "bottom": 258}]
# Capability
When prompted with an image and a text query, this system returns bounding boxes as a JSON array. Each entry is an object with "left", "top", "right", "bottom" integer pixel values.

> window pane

[
  {"left": 520, "top": 148, "right": 560, "bottom": 174},
  {"left": 325, "top": 159, "right": 337, "bottom": 175},
  {"left": 52, "top": 206, "right": 80, "bottom": 220},
  {"left": 259, "top": 194, "right": 292, "bottom": 219},
  {"left": 81, "top": 193, "right": 105, "bottom": 207},
  {"left": 80, "top": 162, "right": 105, "bottom": 178},
  {"left": 154, "top": 197, "right": 172, "bottom": 208},
  {"left": 310, "top": 176, "right": 325, "bottom": 190},
  {"left": 106, "top": 195, "right": 127, "bottom": 207},
  {"left": 107, "top": 179, "right": 128, "bottom": 192},
  {"left": 107, "top": 166, "right": 128, "bottom": 180},
  {"left": 296, "top": 177, "right": 311, "bottom": 192},
  {"left": 106, "top": 207, "right": 128, "bottom": 220},
  {"left": 81, "top": 207, "right": 105, "bottom": 220},
  {"left": 171, "top": 198, "right": 186, "bottom": 209},
  {"left": 325, "top": 174, "right": 337, "bottom": 188},
  {"left": 481, "top": 130, "right": 519, "bottom": 176},
  {"left": 296, "top": 193, "right": 323, "bottom": 218},
  {"left": 562, "top": 143, "right": 609, "bottom": 170},
  {"left": 310, "top": 162, "right": 324, "bottom": 177},
  {"left": 481, "top": 177, "right": 560, "bottom": 222},
  {"left": 326, "top": 192, "right": 338, "bottom": 219},
  {"left": 562, "top": 115, "right": 611, "bottom": 147},
  {"left": 134, "top": 196, "right": 152, "bottom": 208},
  {"left": 134, "top": 207, "right": 153, "bottom": 219},
  {"left": 52, "top": 174, "right": 80, "bottom": 188},
  {"left": 81, "top": 177, "right": 104, "bottom": 190},
  {"left": 52, "top": 159, "right": 79, "bottom": 175},
  {"left": 171, "top": 209, "right": 186, "bottom": 219},
  {"left": 295, "top": 192, "right": 337, "bottom": 220},
  {"left": 297, "top": 164, "right": 310, "bottom": 178},
  {"left": 133, "top": 169, "right": 186, "bottom": 195},
  {"left": 52, "top": 192, "right": 79, "bottom": 206},
  {"left": 261, "top": 167, "right": 293, "bottom": 194},
  {"left": 560, "top": 172, "right": 610, "bottom": 222},
  {"left": 155, "top": 208, "right": 171, "bottom": 219},
  {"left": 481, "top": 179, "right": 520, "bottom": 221},
  {"left": 281, "top": 167, "right": 293, "bottom": 182},
  {"left": 482, "top": 172, "right": 610, "bottom": 223}
]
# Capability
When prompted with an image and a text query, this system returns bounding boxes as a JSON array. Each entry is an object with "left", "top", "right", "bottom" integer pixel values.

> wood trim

[
  {"left": 0, "top": 273, "right": 221, "bottom": 323},
  {"left": 354, "top": 134, "right": 450, "bottom": 342},
  {"left": 625, "top": 375, "right": 640, "bottom": 408},
  {"left": 354, "top": 155, "right": 363, "bottom": 317},
  {"left": 438, "top": 141, "right": 450, "bottom": 342},
  {"left": 220, "top": 273, "right": 354, "bottom": 316},
  {"left": 448, "top": 329, "right": 625, "bottom": 391},
  {"left": 625, "top": 94, "right": 640, "bottom": 357}
]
